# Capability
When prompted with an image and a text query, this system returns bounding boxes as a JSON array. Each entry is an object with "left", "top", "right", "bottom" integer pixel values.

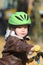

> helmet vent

[
  {"left": 20, "top": 15, "right": 24, "bottom": 19},
  {"left": 24, "top": 14, "right": 26, "bottom": 19},
  {"left": 27, "top": 15, "right": 29, "bottom": 20},
  {"left": 15, "top": 16, "right": 23, "bottom": 21}
]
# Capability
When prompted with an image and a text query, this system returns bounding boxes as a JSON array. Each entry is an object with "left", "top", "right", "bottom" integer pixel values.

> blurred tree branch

[{"left": 32, "top": 0, "right": 43, "bottom": 44}]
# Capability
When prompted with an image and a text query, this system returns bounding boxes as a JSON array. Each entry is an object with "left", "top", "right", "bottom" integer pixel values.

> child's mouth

[{"left": 21, "top": 33, "right": 25, "bottom": 35}]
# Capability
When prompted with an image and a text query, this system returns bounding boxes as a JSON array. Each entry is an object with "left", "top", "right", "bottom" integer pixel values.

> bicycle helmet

[{"left": 8, "top": 12, "right": 31, "bottom": 25}]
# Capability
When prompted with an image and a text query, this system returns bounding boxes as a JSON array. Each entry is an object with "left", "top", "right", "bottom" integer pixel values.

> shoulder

[{"left": 6, "top": 36, "right": 20, "bottom": 43}]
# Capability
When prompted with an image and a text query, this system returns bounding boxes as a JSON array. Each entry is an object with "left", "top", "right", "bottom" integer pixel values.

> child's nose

[{"left": 22, "top": 27, "right": 25, "bottom": 31}]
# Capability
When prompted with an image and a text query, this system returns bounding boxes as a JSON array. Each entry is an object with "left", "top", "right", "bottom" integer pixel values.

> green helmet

[{"left": 8, "top": 12, "right": 31, "bottom": 25}]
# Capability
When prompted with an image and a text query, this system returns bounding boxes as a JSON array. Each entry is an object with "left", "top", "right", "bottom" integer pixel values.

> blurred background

[{"left": 0, "top": 0, "right": 43, "bottom": 59}]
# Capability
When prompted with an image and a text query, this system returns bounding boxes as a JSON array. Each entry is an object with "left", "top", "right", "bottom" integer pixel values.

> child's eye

[
  {"left": 24, "top": 26, "right": 28, "bottom": 28},
  {"left": 24, "top": 26, "right": 27, "bottom": 28}
]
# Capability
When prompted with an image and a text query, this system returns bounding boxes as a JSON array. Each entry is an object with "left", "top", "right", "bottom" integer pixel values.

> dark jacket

[{"left": 0, "top": 36, "right": 33, "bottom": 65}]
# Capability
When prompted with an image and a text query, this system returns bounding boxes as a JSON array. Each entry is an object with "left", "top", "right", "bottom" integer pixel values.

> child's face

[{"left": 15, "top": 25, "right": 28, "bottom": 38}]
